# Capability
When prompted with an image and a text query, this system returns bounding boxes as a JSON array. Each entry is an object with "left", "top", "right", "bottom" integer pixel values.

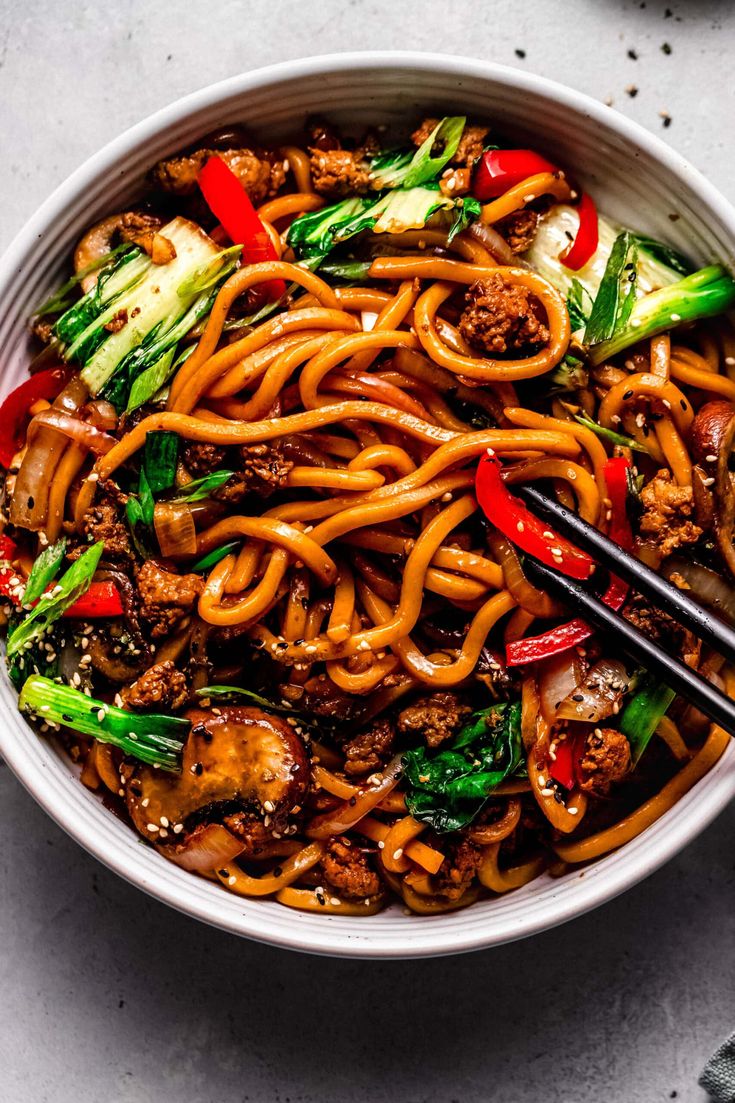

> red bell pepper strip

[
  {"left": 0, "top": 534, "right": 23, "bottom": 602},
  {"left": 62, "top": 580, "right": 123, "bottom": 619},
  {"left": 549, "top": 731, "right": 586, "bottom": 789},
  {"left": 475, "top": 451, "right": 595, "bottom": 581},
  {"left": 472, "top": 149, "right": 599, "bottom": 272},
  {"left": 560, "top": 191, "right": 599, "bottom": 271},
  {"left": 506, "top": 457, "right": 633, "bottom": 667},
  {"left": 197, "top": 156, "right": 286, "bottom": 302},
  {"left": 472, "top": 149, "right": 557, "bottom": 201},
  {"left": 0, "top": 366, "right": 72, "bottom": 469}
]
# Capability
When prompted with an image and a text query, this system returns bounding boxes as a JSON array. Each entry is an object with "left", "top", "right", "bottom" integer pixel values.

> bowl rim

[{"left": 1, "top": 50, "right": 734, "bottom": 959}]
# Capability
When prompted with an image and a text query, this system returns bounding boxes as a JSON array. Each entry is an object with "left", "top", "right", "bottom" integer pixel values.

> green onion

[
  {"left": 589, "top": 264, "right": 735, "bottom": 365},
  {"left": 173, "top": 470, "right": 235, "bottom": 502},
  {"left": 190, "top": 542, "right": 241, "bottom": 573},
  {"left": 7, "top": 542, "right": 103, "bottom": 658},
  {"left": 584, "top": 231, "right": 638, "bottom": 346},
  {"left": 19, "top": 675, "right": 187, "bottom": 771},
  {"left": 22, "top": 538, "right": 67, "bottom": 605},
  {"left": 573, "top": 411, "right": 651, "bottom": 453},
  {"left": 370, "top": 117, "right": 466, "bottom": 190},
  {"left": 619, "top": 677, "right": 677, "bottom": 764},
  {"left": 143, "top": 430, "right": 179, "bottom": 494}
]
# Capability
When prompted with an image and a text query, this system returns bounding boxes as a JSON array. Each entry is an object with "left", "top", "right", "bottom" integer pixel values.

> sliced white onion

[{"left": 165, "top": 823, "right": 245, "bottom": 872}]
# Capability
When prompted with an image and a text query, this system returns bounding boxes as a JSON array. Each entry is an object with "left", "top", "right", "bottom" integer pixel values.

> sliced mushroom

[
  {"left": 74, "top": 211, "right": 164, "bottom": 292},
  {"left": 125, "top": 706, "right": 310, "bottom": 869},
  {"left": 690, "top": 400, "right": 735, "bottom": 576}
]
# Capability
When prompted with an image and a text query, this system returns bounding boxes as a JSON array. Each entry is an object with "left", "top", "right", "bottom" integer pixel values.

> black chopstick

[
  {"left": 517, "top": 484, "right": 735, "bottom": 664},
  {"left": 524, "top": 555, "right": 735, "bottom": 740}
]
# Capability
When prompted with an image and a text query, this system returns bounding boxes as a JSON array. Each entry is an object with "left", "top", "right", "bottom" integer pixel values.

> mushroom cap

[{"left": 125, "top": 705, "right": 310, "bottom": 844}]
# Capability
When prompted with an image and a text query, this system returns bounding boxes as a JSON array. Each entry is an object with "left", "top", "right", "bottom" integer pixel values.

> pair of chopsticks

[{"left": 517, "top": 485, "right": 735, "bottom": 740}]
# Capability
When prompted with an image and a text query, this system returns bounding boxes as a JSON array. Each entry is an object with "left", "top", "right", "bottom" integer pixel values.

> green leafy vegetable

[
  {"left": 50, "top": 218, "right": 228, "bottom": 402},
  {"left": 143, "top": 430, "right": 179, "bottom": 495},
  {"left": 6, "top": 542, "right": 103, "bottom": 658},
  {"left": 287, "top": 185, "right": 479, "bottom": 261},
  {"left": 22, "top": 538, "right": 67, "bottom": 605},
  {"left": 126, "top": 346, "right": 177, "bottom": 412},
  {"left": 137, "top": 467, "right": 155, "bottom": 527},
  {"left": 619, "top": 676, "right": 676, "bottom": 764},
  {"left": 551, "top": 355, "right": 589, "bottom": 392},
  {"left": 195, "top": 685, "right": 292, "bottom": 711},
  {"left": 6, "top": 613, "right": 59, "bottom": 690},
  {"left": 633, "top": 235, "right": 692, "bottom": 277},
  {"left": 19, "top": 674, "right": 187, "bottom": 771},
  {"left": 402, "top": 701, "right": 524, "bottom": 832},
  {"left": 287, "top": 197, "right": 372, "bottom": 259},
  {"left": 588, "top": 264, "right": 735, "bottom": 365},
  {"left": 584, "top": 231, "right": 639, "bottom": 346},
  {"left": 191, "top": 541, "right": 241, "bottom": 572},
  {"left": 572, "top": 410, "right": 651, "bottom": 453},
  {"left": 370, "top": 117, "right": 466, "bottom": 189},
  {"left": 566, "top": 279, "right": 593, "bottom": 330},
  {"left": 34, "top": 243, "right": 137, "bottom": 319},
  {"left": 173, "top": 470, "right": 235, "bottom": 502},
  {"left": 317, "top": 259, "right": 373, "bottom": 283}
]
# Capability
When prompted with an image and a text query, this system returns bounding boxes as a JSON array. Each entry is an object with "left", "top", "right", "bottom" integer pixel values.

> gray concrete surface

[{"left": 0, "top": 1, "right": 734, "bottom": 1100}]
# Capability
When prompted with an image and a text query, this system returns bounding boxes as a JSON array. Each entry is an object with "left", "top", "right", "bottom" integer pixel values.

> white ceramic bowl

[{"left": 1, "top": 53, "right": 734, "bottom": 958}]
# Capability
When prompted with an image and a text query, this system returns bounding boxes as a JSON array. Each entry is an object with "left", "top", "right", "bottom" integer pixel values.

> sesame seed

[
  {"left": 263, "top": 800, "right": 275, "bottom": 813},
  {"left": 517, "top": 521, "right": 525, "bottom": 532},
  {"left": 392, "top": 849, "right": 403, "bottom": 860},
  {"left": 541, "top": 788, "right": 555, "bottom": 796},
  {"left": 538, "top": 776, "right": 546, "bottom": 787},
  {"left": 160, "top": 816, "right": 169, "bottom": 827},
  {"left": 705, "top": 454, "right": 718, "bottom": 463},
  {"left": 330, "top": 897, "right": 341, "bottom": 906},
  {"left": 702, "top": 476, "right": 715, "bottom": 487},
  {"left": 440, "top": 492, "right": 452, "bottom": 502},
  {"left": 378, "top": 840, "right": 385, "bottom": 849},
  {"left": 173, "top": 824, "right": 183, "bottom": 834},
  {"left": 228, "top": 876, "right": 237, "bottom": 886},
  {"left": 568, "top": 806, "right": 579, "bottom": 815},
  {"left": 146, "top": 823, "right": 159, "bottom": 833},
  {"left": 141, "top": 798, "right": 149, "bottom": 808}
]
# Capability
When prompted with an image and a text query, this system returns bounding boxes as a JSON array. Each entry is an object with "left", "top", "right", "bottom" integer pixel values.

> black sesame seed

[
  {"left": 623, "top": 389, "right": 634, "bottom": 400},
  {"left": 515, "top": 48, "right": 526, "bottom": 58},
  {"left": 661, "top": 42, "right": 672, "bottom": 54},
  {"left": 628, "top": 48, "right": 638, "bottom": 60}
]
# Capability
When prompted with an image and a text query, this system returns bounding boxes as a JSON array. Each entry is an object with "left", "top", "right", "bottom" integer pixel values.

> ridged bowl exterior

[{"left": 1, "top": 53, "right": 733, "bottom": 958}]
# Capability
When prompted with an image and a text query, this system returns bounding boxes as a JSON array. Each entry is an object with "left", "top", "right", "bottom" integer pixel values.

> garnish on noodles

[{"left": 4, "top": 114, "right": 735, "bottom": 915}]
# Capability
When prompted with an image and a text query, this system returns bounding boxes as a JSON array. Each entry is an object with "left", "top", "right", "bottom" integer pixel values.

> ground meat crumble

[
  {"left": 397, "top": 692, "right": 472, "bottom": 749},
  {"left": 639, "top": 469, "right": 702, "bottom": 558},
  {"left": 459, "top": 275, "right": 549, "bottom": 355},
  {"left": 434, "top": 837, "right": 483, "bottom": 901},
  {"left": 122, "top": 660, "right": 188, "bottom": 711},
  {"left": 342, "top": 717, "right": 395, "bottom": 776},
  {"left": 495, "top": 209, "right": 539, "bottom": 254},
  {"left": 137, "top": 560, "right": 203, "bottom": 639},
  {"left": 321, "top": 836, "right": 381, "bottom": 899},
  {"left": 578, "top": 728, "right": 632, "bottom": 796},
  {"left": 410, "top": 118, "right": 490, "bottom": 168},
  {"left": 152, "top": 148, "right": 286, "bottom": 203}
]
